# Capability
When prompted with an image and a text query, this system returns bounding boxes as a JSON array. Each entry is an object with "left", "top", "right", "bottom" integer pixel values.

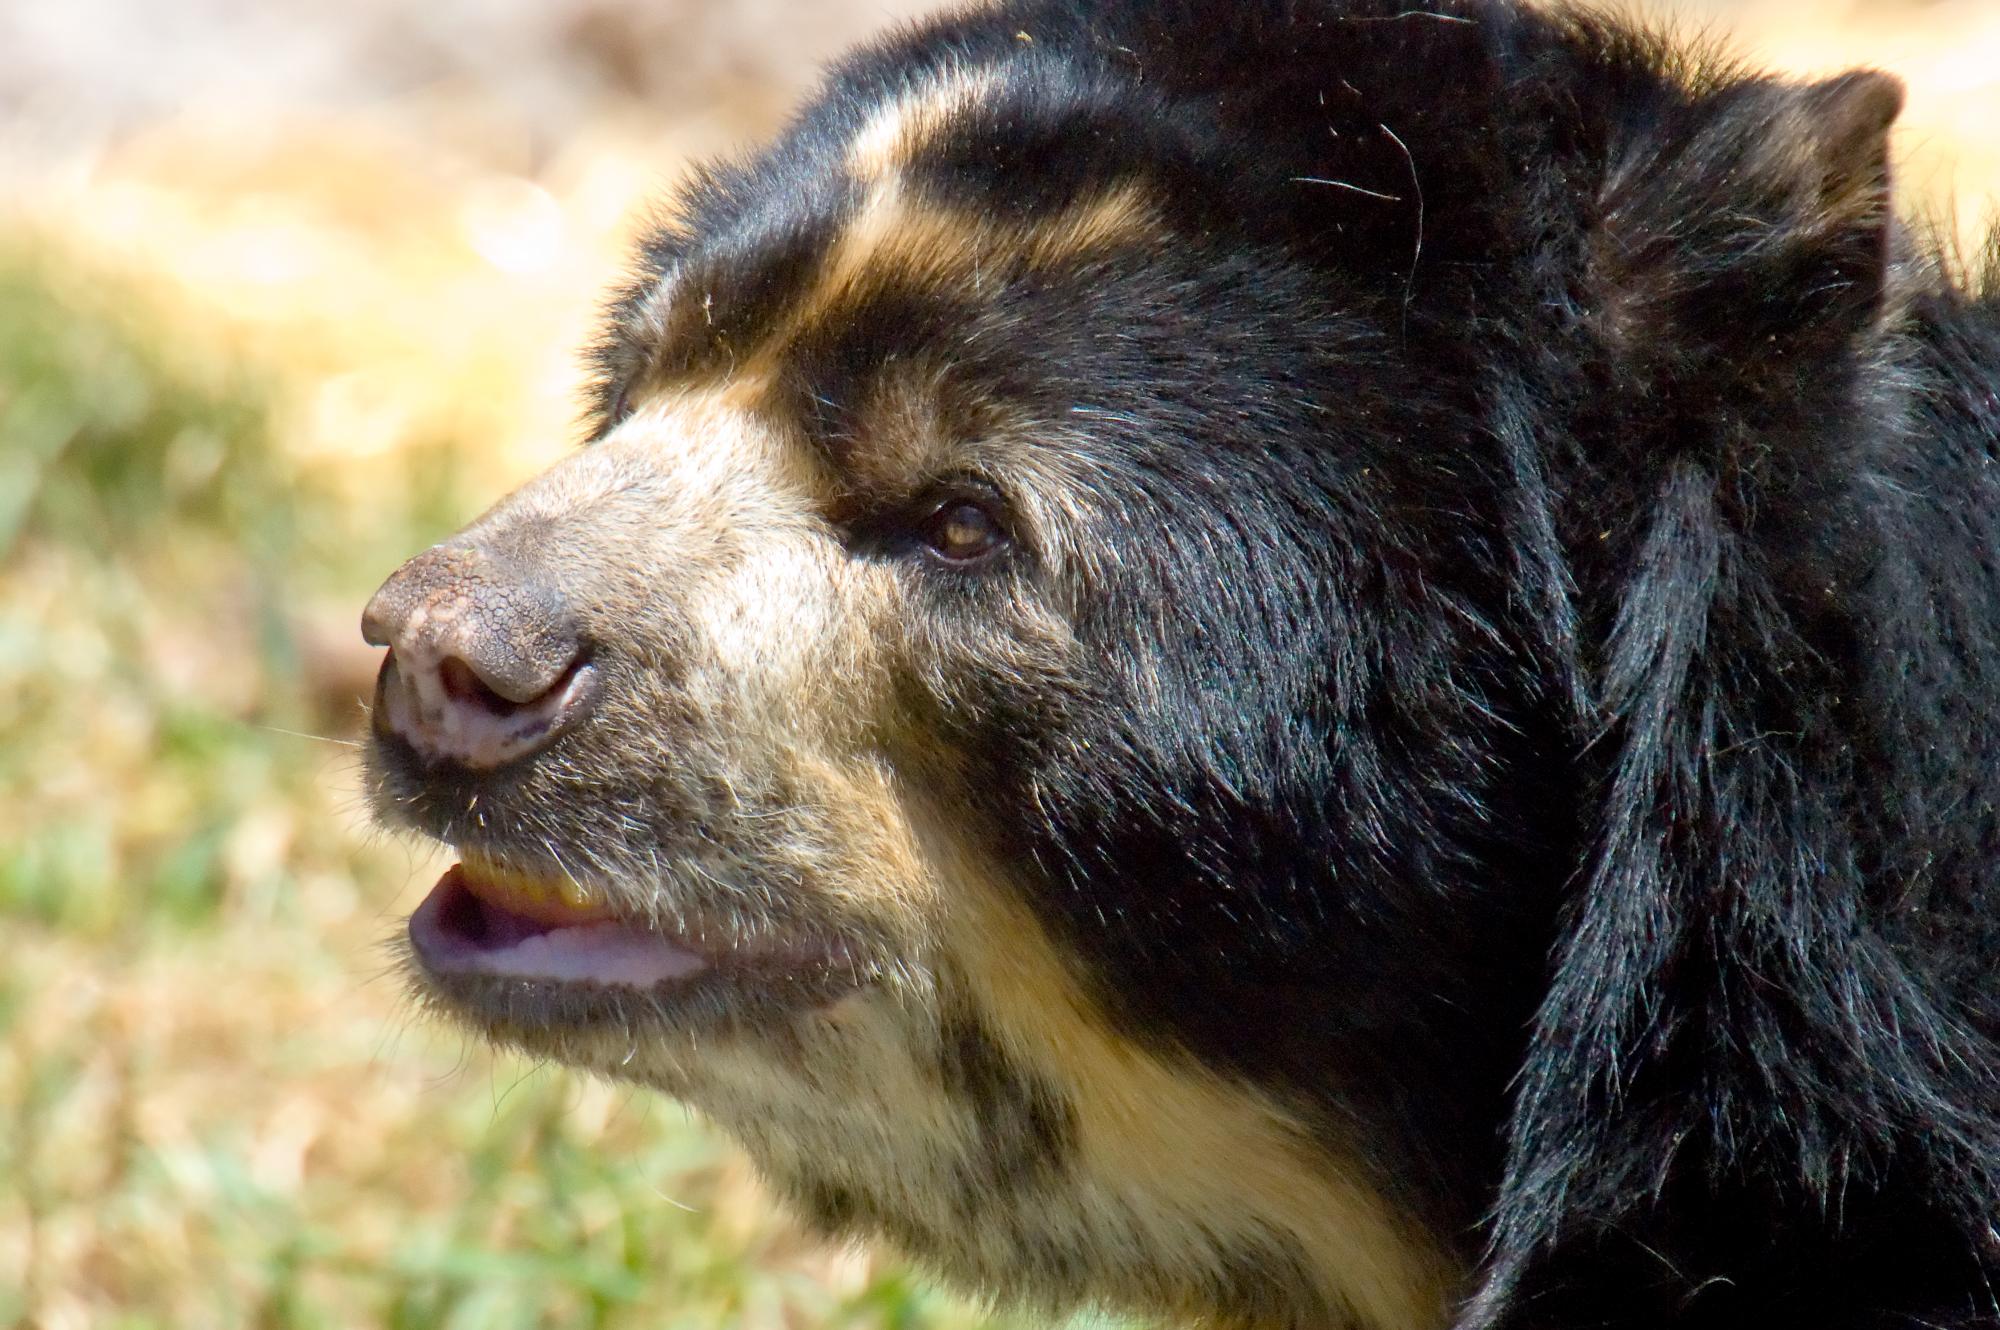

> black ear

[{"left": 1590, "top": 68, "right": 1905, "bottom": 403}]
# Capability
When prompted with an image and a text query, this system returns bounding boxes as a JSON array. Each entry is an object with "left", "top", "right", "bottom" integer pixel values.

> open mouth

[
  {"left": 406, "top": 852, "right": 871, "bottom": 1031},
  {"left": 410, "top": 861, "right": 712, "bottom": 986}
]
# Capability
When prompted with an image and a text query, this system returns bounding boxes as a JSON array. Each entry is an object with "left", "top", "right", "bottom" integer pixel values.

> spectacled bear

[{"left": 361, "top": 1, "right": 2000, "bottom": 1326}]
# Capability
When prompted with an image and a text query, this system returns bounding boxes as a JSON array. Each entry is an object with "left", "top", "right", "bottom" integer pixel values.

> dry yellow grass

[{"left": 0, "top": 1, "right": 1992, "bottom": 1326}]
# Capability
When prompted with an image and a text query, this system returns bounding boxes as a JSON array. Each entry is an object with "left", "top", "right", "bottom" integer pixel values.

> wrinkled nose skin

[{"left": 361, "top": 543, "right": 597, "bottom": 770}]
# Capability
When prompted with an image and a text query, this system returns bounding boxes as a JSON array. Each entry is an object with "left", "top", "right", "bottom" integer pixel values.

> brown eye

[
  {"left": 921, "top": 498, "right": 1007, "bottom": 564},
  {"left": 607, "top": 383, "right": 635, "bottom": 427}
]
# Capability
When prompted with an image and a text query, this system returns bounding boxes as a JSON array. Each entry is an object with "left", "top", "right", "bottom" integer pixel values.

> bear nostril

[
  {"left": 372, "top": 640, "right": 597, "bottom": 770},
  {"left": 439, "top": 654, "right": 529, "bottom": 718}
]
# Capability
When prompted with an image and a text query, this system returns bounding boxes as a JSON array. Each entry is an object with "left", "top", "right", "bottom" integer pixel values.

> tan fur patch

[
  {"left": 624, "top": 86, "right": 1162, "bottom": 444},
  {"left": 846, "top": 65, "right": 1012, "bottom": 183},
  {"left": 825, "top": 177, "right": 1156, "bottom": 304},
  {"left": 711, "top": 178, "right": 1161, "bottom": 406},
  {"left": 941, "top": 856, "right": 1462, "bottom": 1330}
]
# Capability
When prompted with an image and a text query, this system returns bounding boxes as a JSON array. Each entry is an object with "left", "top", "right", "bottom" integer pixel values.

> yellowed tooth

[{"left": 457, "top": 851, "right": 612, "bottom": 924}]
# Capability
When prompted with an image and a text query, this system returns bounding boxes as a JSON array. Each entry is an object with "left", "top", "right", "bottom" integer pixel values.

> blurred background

[{"left": 0, "top": 0, "right": 1992, "bottom": 1326}]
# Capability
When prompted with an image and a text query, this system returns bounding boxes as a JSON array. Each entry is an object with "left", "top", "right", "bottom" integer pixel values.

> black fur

[{"left": 582, "top": 1, "right": 2000, "bottom": 1324}]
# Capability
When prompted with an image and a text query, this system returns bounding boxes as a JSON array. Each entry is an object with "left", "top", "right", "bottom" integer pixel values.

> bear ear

[
  {"left": 1591, "top": 67, "right": 1905, "bottom": 375},
  {"left": 1806, "top": 68, "right": 1907, "bottom": 175},
  {"left": 1793, "top": 68, "right": 1906, "bottom": 310}
]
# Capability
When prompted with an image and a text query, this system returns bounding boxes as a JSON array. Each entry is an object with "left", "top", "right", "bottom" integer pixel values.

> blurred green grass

[{"left": 0, "top": 238, "right": 1067, "bottom": 1329}]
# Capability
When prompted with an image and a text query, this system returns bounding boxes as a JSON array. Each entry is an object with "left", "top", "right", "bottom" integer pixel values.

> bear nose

[{"left": 361, "top": 544, "right": 597, "bottom": 770}]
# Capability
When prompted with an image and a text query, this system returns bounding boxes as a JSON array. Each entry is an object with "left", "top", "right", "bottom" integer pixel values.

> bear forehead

[{"left": 602, "top": 62, "right": 1184, "bottom": 461}]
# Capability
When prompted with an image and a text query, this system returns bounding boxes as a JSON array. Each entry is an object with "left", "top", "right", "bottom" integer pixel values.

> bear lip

[
  {"left": 409, "top": 864, "right": 713, "bottom": 988},
  {"left": 407, "top": 857, "right": 865, "bottom": 997}
]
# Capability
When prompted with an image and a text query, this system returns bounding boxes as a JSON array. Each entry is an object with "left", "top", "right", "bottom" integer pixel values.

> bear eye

[
  {"left": 607, "top": 382, "right": 635, "bottom": 428},
  {"left": 920, "top": 497, "right": 1008, "bottom": 565}
]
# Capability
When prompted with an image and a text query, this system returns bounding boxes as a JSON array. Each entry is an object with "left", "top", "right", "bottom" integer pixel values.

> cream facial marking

[
  {"left": 934, "top": 835, "right": 1461, "bottom": 1330},
  {"left": 845, "top": 65, "right": 1012, "bottom": 183},
  {"left": 807, "top": 178, "right": 1159, "bottom": 316}
]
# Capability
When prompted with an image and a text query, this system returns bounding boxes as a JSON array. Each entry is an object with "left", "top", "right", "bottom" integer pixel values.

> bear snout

[{"left": 362, "top": 542, "right": 598, "bottom": 770}]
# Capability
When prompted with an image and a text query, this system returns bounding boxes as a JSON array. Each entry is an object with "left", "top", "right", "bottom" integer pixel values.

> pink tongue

[{"left": 467, "top": 921, "right": 708, "bottom": 986}]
